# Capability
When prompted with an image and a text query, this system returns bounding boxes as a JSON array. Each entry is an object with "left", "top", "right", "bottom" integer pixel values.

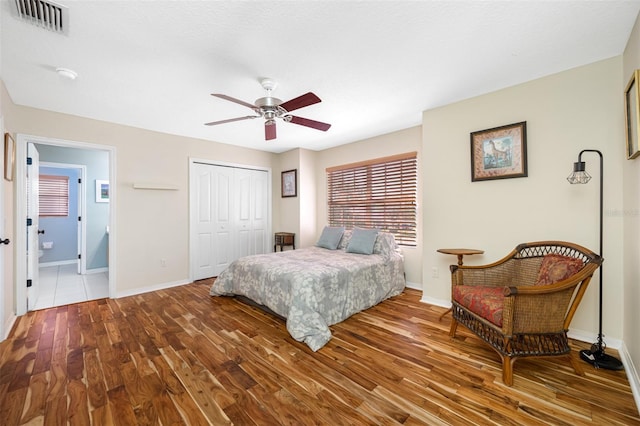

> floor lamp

[{"left": 566, "top": 149, "right": 623, "bottom": 370}]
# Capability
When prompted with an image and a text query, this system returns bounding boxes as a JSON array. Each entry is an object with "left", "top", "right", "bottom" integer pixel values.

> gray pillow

[
  {"left": 316, "top": 226, "right": 345, "bottom": 250},
  {"left": 346, "top": 228, "right": 379, "bottom": 255}
]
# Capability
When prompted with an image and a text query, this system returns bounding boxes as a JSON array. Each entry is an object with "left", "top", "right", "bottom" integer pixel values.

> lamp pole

[{"left": 569, "top": 149, "right": 623, "bottom": 370}]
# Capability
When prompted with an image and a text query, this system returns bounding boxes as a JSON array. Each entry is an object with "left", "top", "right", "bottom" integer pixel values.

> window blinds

[
  {"left": 327, "top": 152, "right": 417, "bottom": 246},
  {"left": 39, "top": 174, "right": 69, "bottom": 217}
]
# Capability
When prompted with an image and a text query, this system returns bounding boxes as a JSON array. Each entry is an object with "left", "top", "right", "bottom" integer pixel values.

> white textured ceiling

[{"left": 1, "top": 1, "right": 639, "bottom": 153}]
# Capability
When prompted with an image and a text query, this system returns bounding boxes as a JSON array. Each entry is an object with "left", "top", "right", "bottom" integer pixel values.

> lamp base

[{"left": 580, "top": 348, "right": 624, "bottom": 370}]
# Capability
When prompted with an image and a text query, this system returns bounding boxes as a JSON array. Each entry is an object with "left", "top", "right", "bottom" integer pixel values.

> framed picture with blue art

[
  {"left": 96, "top": 180, "right": 109, "bottom": 202},
  {"left": 470, "top": 121, "right": 527, "bottom": 182}
]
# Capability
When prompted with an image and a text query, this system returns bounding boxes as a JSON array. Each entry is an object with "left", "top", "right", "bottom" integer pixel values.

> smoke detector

[{"left": 55, "top": 67, "right": 77, "bottom": 80}]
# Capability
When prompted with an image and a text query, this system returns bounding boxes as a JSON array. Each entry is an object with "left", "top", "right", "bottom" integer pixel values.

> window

[
  {"left": 39, "top": 174, "right": 69, "bottom": 217},
  {"left": 327, "top": 152, "right": 417, "bottom": 246}
]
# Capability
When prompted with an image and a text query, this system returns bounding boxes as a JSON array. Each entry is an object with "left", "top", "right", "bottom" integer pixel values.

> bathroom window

[{"left": 39, "top": 175, "right": 69, "bottom": 217}]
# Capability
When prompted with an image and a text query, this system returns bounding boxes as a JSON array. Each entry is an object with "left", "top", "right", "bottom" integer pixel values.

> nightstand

[{"left": 274, "top": 232, "right": 295, "bottom": 251}]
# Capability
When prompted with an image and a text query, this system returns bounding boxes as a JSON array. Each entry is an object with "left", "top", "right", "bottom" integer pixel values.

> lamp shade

[{"left": 567, "top": 161, "right": 592, "bottom": 184}]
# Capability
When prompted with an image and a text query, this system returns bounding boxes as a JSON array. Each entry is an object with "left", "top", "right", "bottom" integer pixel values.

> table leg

[
  {"left": 440, "top": 255, "right": 463, "bottom": 321},
  {"left": 439, "top": 307, "right": 452, "bottom": 322}
]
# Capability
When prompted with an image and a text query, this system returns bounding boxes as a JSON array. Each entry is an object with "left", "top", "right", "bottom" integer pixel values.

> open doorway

[
  {"left": 34, "top": 161, "right": 109, "bottom": 309},
  {"left": 14, "top": 135, "right": 115, "bottom": 314}
]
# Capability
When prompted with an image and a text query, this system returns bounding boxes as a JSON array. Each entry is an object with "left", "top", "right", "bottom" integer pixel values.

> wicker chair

[{"left": 448, "top": 241, "right": 603, "bottom": 386}]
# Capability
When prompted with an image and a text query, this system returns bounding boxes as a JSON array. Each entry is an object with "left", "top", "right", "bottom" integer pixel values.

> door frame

[
  {"left": 15, "top": 134, "right": 116, "bottom": 315},
  {"left": 39, "top": 161, "right": 87, "bottom": 274},
  {"left": 0, "top": 117, "right": 5, "bottom": 339},
  {"left": 188, "top": 157, "right": 272, "bottom": 282}
]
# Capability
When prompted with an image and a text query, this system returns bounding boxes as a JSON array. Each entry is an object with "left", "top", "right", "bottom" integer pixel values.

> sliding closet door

[
  {"left": 251, "top": 169, "right": 268, "bottom": 255},
  {"left": 192, "top": 162, "right": 269, "bottom": 280},
  {"left": 193, "top": 163, "right": 233, "bottom": 279},
  {"left": 235, "top": 168, "right": 269, "bottom": 258}
]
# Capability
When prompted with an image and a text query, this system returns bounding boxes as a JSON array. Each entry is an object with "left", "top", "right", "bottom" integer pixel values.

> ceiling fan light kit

[{"left": 205, "top": 78, "right": 331, "bottom": 141}]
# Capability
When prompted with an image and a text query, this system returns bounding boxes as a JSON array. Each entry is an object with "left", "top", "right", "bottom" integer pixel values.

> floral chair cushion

[
  {"left": 453, "top": 285, "right": 504, "bottom": 327},
  {"left": 534, "top": 254, "right": 583, "bottom": 286}
]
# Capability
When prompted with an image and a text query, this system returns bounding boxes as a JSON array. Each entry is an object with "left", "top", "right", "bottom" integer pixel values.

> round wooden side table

[
  {"left": 437, "top": 248, "right": 484, "bottom": 266},
  {"left": 436, "top": 248, "right": 484, "bottom": 321}
]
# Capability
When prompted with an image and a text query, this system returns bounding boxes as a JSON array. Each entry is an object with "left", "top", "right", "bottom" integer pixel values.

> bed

[{"left": 210, "top": 228, "right": 405, "bottom": 351}]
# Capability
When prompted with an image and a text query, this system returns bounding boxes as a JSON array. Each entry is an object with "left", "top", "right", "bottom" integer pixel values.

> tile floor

[{"left": 33, "top": 263, "right": 109, "bottom": 310}]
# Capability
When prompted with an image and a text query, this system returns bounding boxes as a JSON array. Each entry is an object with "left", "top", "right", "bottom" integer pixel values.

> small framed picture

[
  {"left": 4, "top": 133, "right": 15, "bottom": 182},
  {"left": 281, "top": 169, "right": 297, "bottom": 198},
  {"left": 96, "top": 180, "right": 109, "bottom": 202},
  {"left": 470, "top": 121, "right": 527, "bottom": 182},
  {"left": 625, "top": 69, "right": 640, "bottom": 159}
]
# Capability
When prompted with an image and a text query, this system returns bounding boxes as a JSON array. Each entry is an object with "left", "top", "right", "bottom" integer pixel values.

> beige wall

[
  {"left": 1, "top": 92, "right": 15, "bottom": 339},
  {"left": 423, "top": 58, "right": 625, "bottom": 344},
  {"left": 315, "top": 127, "right": 423, "bottom": 285},
  {"left": 299, "top": 148, "right": 318, "bottom": 248},
  {"left": 623, "top": 12, "right": 640, "bottom": 403},
  {"left": 273, "top": 148, "right": 301, "bottom": 246}
]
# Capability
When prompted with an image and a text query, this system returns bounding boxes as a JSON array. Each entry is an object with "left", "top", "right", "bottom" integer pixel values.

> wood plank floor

[{"left": 0, "top": 280, "right": 638, "bottom": 425}]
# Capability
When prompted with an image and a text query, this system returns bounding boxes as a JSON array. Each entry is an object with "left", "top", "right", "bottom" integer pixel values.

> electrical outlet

[{"left": 431, "top": 267, "right": 439, "bottom": 278}]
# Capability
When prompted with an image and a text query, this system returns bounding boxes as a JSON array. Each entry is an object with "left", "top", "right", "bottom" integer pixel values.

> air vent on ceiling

[{"left": 14, "top": 0, "right": 69, "bottom": 35}]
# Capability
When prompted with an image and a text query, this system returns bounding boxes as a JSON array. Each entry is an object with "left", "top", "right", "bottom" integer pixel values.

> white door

[
  {"left": 191, "top": 163, "right": 270, "bottom": 280},
  {"left": 252, "top": 170, "right": 268, "bottom": 255},
  {"left": 235, "top": 168, "right": 269, "bottom": 257},
  {"left": 235, "top": 169, "right": 252, "bottom": 258},
  {"left": 212, "top": 166, "right": 234, "bottom": 275},
  {"left": 26, "top": 143, "right": 40, "bottom": 310},
  {"left": 192, "top": 163, "right": 234, "bottom": 279},
  {"left": 76, "top": 170, "right": 85, "bottom": 274},
  {"left": 0, "top": 122, "right": 5, "bottom": 339}
]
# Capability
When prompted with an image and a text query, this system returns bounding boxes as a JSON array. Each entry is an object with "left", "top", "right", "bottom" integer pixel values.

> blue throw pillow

[
  {"left": 346, "top": 228, "right": 379, "bottom": 255},
  {"left": 316, "top": 226, "right": 345, "bottom": 250}
]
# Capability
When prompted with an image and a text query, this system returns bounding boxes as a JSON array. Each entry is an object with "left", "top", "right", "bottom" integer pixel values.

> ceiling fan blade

[
  {"left": 288, "top": 115, "right": 331, "bottom": 131},
  {"left": 280, "top": 92, "right": 321, "bottom": 112},
  {"left": 204, "top": 116, "right": 257, "bottom": 126},
  {"left": 211, "top": 94, "right": 256, "bottom": 110},
  {"left": 265, "top": 121, "right": 277, "bottom": 140}
]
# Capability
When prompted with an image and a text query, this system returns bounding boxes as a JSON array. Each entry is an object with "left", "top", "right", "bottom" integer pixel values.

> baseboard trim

[
  {"left": 619, "top": 342, "right": 640, "bottom": 416},
  {"left": 115, "top": 279, "right": 191, "bottom": 298},
  {"left": 405, "top": 281, "right": 422, "bottom": 291},
  {"left": 567, "top": 328, "right": 622, "bottom": 349},
  {"left": 86, "top": 267, "right": 108, "bottom": 274},
  {"left": 39, "top": 260, "right": 76, "bottom": 268},
  {"left": 420, "top": 295, "right": 450, "bottom": 309},
  {"left": 3, "top": 313, "right": 17, "bottom": 342}
]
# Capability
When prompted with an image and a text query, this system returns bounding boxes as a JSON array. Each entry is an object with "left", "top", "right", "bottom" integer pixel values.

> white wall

[
  {"left": 622, "top": 11, "right": 640, "bottom": 406},
  {"left": 423, "top": 58, "right": 625, "bottom": 343}
]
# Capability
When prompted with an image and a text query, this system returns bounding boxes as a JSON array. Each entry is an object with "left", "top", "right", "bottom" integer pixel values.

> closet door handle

[{"left": 0, "top": 238, "right": 10, "bottom": 245}]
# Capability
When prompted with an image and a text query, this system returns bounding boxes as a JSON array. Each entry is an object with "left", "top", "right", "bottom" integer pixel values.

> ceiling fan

[{"left": 205, "top": 78, "right": 331, "bottom": 141}]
